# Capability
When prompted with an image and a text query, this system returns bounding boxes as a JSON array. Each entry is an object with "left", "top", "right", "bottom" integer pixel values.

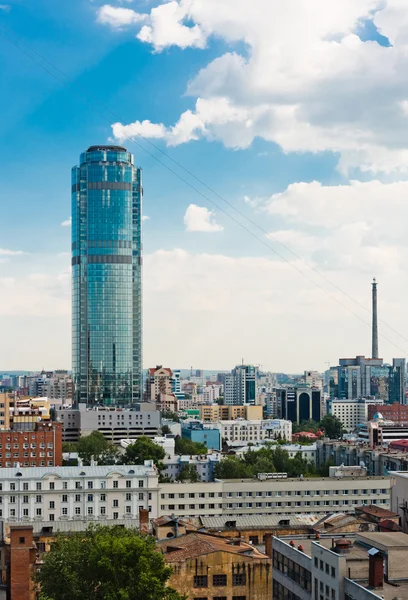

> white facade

[
  {"left": 303, "top": 370, "right": 324, "bottom": 390},
  {"left": 218, "top": 419, "right": 292, "bottom": 443},
  {"left": 158, "top": 475, "right": 391, "bottom": 518},
  {"left": 0, "top": 463, "right": 159, "bottom": 523},
  {"left": 329, "top": 398, "right": 384, "bottom": 432}
]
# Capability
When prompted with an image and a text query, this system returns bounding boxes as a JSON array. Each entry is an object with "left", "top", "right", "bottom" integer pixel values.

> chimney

[
  {"left": 372, "top": 278, "right": 379, "bottom": 359},
  {"left": 368, "top": 549, "right": 384, "bottom": 588},
  {"left": 333, "top": 539, "right": 352, "bottom": 554},
  {"left": 264, "top": 534, "right": 273, "bottom": 558},
  {"left": 139, "top": 508, "right": 149, "bottom": 535}
]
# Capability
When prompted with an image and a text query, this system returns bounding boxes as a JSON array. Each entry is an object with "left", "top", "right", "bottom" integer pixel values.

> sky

[{"left": 1, "top": 0, "right": 408, "bottom": 372}]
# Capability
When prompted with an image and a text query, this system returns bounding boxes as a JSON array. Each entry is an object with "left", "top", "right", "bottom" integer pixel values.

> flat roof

[
  {"left": 218, "top": 475, "right": 390, "bottom": 483},
  {"left": 356, "top": 531, "right": 408, "bottom": 550},
  {"left": 275, "top": 537, "right": 369, "bottom": 561}
]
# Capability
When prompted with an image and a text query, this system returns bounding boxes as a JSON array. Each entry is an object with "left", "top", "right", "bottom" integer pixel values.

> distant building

[
  {"left": 162, "top": 452, "right": 222, "bottom": 482},
  {"left": 145, "top": 366, "right": 173, "bottom": 403},
  {"left": 302, "top": 370, "right": 324, "bottom": 390},
  {"left": 358, "top": 412, "right": 408, "bottom": 448},
  {"left": 225, "top": 365, "right": 259, "bottom": 406},
  {"left": 199, "top": 404, "right": 263, "bottom": 422},
  {"left": 55, "top": 402, "right": 160, "bottom": 444},
  {"left": 328, "top": 397, "right": 384, "bottom": 432},
  {"left": 218, "top": 419, "right": 292, "bottom": 445},
  {"left": 277, "top": 386, "right": 322, "bottom": 423},
  {"left": 181, "top": 422, "right": 221, "bottom": 450},
  {"left": 0, "top": 422, "right": 62, "bottom": 468}
]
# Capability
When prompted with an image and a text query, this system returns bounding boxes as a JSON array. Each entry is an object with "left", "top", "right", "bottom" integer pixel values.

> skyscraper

[{"left": 72, "top": 145, "right": 142, "bottom": 406}]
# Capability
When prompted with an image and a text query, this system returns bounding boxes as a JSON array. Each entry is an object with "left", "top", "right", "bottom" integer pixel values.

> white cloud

[
  {"left": 96, "top": 4, "right": 146, "bottom": 28},
  {"left": 0, "top": 248, "right": 26, "bottom": 256},
  {"left": 110, "top": 0, "right": 408, "bottom": 173},
  {"left": 0, "top": 5, "right": 10, "bottom": 11},
  {"left": 184, "top": 204, "right": 223, "bottom": 232},
  {"left": 142, "top": 215, "right": 151, "bottom": 221},
  {"left": 61, "top": 217, "right": 72, "bottom": 227}
]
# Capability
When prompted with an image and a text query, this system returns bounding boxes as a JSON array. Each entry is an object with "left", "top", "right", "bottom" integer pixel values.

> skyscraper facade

[{"left": 72, "top": 146, "right": 142, "bottom": 406}]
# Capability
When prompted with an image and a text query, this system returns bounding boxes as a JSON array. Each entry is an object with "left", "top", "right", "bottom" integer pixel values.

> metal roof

[
  {"left": 201, "top": 513, "right": 320, "bottom": 530},
  {"left": 0, "top": 465, "right": 155, "bottom": 479}
]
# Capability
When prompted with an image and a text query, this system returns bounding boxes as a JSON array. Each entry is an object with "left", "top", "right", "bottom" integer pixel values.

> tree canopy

[
  {"left": 176, "top": 464, "right": 200, "bottom": 482},
  {"left": 120, "top": 436, "right": 166, "bottom": 472},
  {"left": 319, "top": 414, "right": 344, "bottom": 439},
  {"left": 214, "top": 445, "right": 317, "bottom": 479},
  {"left": 37, "top": 525, "right": 183, "bottom": 600},
  {"left": 76, "top": 431, "right": 119, "bottom": 466},
  {"left": 174, "top": 437, "right": 207, "bottom": 455}
]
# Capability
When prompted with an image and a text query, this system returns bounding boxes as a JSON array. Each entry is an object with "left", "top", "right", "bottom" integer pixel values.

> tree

[
  {"left": 214, "top": 457, "right": 252, "bottom": 479},
  {"left": 320, "top": 415, "right": 344, "bottom": 439},
  {"left": 62, "top": 442, "right": 77, "bottom": 453},
  {"left": 161, "top": 424, "right": 172, "bottom": 436},
  {"left": 161, "top": 410, "right": 180, "bottom": 423},
  {"left": 76, "top": 431, "right": 118, "bottom": 466},
  {"left": 37, "top": 525, "right": 184, "bottom": 600},
  {"left": 174, "top": 437, "right": 207, "bottom": 455},
  {"left": 177, "top": 464, "right": 200, "bottom": 482},
  {"left": 120, "top": 436, "right": 166, "bottom": 472}
]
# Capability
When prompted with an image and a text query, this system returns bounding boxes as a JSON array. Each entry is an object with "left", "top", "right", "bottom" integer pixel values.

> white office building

[
  {"left": 218, "top": 419, "right": 292, "bottom": 444},
  {"left": 0, "top": 463, "right": 159, "bottom": 523},
  {"left": 329, "top": 398, "right": 384, "bottom": 432}
]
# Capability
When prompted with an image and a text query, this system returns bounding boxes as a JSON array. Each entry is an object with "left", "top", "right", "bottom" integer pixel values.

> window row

[{"left": 194, "top": 574, "right": 246, "bottom": 588}]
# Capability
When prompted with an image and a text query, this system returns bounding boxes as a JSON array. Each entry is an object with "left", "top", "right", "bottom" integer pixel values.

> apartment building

[
  {"left": 199, "top": 404, "right": 263, "bottom": 422},
  {"left": 272, "top": 531, "right": 408, "bottom": 600},
  {"left": 0, "top": 463, "right": 159, "bottom": 523},
  {"left": 219, "top": 419, "right": 292, "bottom": 444},
  {"left": 0, "top": 423, "right": 62, "bottom": 468},
  {"left": 145, "top": 366, "right": 173, "bottom": 402},
  {"left": 162, "top": 452, "right": 222, "bottom": 482},
  {"left": 158, "top": 474, "right": 391, "bottom": 519}
]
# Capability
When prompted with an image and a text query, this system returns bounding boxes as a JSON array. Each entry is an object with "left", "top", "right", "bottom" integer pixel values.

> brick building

[
  {"left": 0, "top": 422, "right": 62, "bottom": 468},
  {"left": 157, "top": 531, "right": 272, "bottom": 600},
  {"left": 367, "top": 402, "right": 408, "bottom": 422}
]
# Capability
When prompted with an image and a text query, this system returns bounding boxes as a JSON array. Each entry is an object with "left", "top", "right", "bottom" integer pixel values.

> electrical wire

[{"left": 0, "top": 22, "right": 407, "bottom": 356}]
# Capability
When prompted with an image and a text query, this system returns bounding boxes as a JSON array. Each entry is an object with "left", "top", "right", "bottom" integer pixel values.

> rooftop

[
  {"left": 356, "top": 531, "right": 408, "bottom": 550},
  {"left": 86, "top": 145, "right": 127, "bottom": 152},
  {"left": 0, "top": 464, "right": 156, "bottom": 479},
  {"left": 201, "top": 514, "right": 320, "bottom": 530},
  {"left": 157, "top": 531, "right": 269, "bottom": 562},
  {"left": 351, "top": 578, "right": 408, "bottom": 600}
]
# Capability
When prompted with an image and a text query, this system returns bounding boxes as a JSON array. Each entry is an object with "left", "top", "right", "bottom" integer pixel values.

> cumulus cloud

[
  {"left": 109, "top": 0, "right": 408, "bottom": 173},
  {"left": 61, "top": 217, "right": 72, "bottom": 227},
  {"left": 96, "top": 4, "right": 146, "bottom": 28},
  {"left": 184, "top": 204, "right": 223, "bottom": 232},
  {"left": 142, "top": 215, "right": 151, "bottom": 221}
]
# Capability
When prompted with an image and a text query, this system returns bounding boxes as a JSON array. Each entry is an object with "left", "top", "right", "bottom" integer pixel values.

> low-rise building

[
  {"left": 0, "top": 463, "right": 159, "bottom": 523},
  {"left": 55, "top": 402, "right": 161, "bottom": 444},
  {"left": 272, "top": 531, "right": 408, "bottom": 600},
  {"left": 162, "top": 452, "right": 222, "bottom": 482},
  {"left": 328, "top": 397, "right": 383, "bottom": 432},
  {"left": 157, "top": 531, "right": 271, "bottom": 600},
  {"left": 219, "top": 419, "right": 292, "bottom": 444},
  {"left": 158, "top": 473, "right": 391, "bottom": 519},
  {"left": 181, "top": 422, "right": 221, "bottom": 450},
  {"left": 199, "top": 404, "right": 263, "bottom": 422}
]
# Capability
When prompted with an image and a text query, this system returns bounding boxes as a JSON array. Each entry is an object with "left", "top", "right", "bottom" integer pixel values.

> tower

[
  {"left": 372, "top": 277, "right": 379, "bottom": 359},
  {"left": 72, "top": 145, "right": 142, "bottom": 406}
]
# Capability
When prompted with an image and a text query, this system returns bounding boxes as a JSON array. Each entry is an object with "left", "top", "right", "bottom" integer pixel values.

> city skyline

[{"left": 2, "top": 1, "right": 408, "bottom": 371}]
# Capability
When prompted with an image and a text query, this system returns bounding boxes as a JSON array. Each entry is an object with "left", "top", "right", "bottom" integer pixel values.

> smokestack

[{"left": 372, "top": 278, "right": 379, "bottom": 359}]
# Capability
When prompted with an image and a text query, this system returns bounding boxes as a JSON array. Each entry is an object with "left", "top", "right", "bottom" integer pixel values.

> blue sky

[{"left": 1, "top": 0, "right": 408, "bottom": 371}]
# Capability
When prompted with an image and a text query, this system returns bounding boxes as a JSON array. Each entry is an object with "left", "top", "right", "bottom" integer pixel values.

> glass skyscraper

[{"left": 72, "top": 145, "right": 142, "bottom": 406}]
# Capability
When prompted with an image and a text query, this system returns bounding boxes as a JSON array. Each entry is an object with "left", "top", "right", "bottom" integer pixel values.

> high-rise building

[
  {"left": 72, "top": 145, "right": 142, "bottom": 406},
  {"left": 277, "top": 386, "right": 322, "bottom": 423},
  {"left": 224, "top": 364, "right": 259, "bottom": 405}
]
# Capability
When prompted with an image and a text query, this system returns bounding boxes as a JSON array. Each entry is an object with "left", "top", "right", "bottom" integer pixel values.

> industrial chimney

[{"left": 372, "top": 278, "right": 379, "bottom": 359}]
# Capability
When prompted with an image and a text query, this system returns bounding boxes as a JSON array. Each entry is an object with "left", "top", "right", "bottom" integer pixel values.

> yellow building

[
  {"left": 0, "top": 393, "right": 51, "bottom": 431},
  {"left": 200, "top": 404, "right": 263, "bottom": 422},
  {"left": 158, "top": 531, "right": 272, "bottom": 600}
]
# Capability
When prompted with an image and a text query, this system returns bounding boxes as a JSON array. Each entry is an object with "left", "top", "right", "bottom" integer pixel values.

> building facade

[
  {"left": 199, "top": 404, "right": 263, "bottom": 422},
  {"left": 72, "top": 145, "right": 143, "bottom": 407},
  {"left": 0, "top": 464, "right": 158, "bottom": 523},
  {"left": 277, "top": 387, "right": 322, "bottom": 423},
  {"left": 181, "top": 422, "right": 221, "bottom": 450},
  {"left": 219, "top": 419, "right": 292, "bottom": 444},
  {"left": 328, "top": 398, "right": 383, "bottom": 432},
  {"left": 225, "top": 365, "right": 259, "bottom": 406},
  {"left": 145, "top": 366, "right": 173, "bottom": 403}
]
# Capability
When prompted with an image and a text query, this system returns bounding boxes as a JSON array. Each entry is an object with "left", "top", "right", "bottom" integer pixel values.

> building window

[
  {"left": 75, "top": 507, "right": 81, "bottom": 515},
  {"left": 139, "top": 493, "right": 144, "bottom": 501},
  {"left": 232, "top": 573, "right": 246, "bottom": 586},
  {"left": 62, "top": 495, "right": 68, "bottom": 503},
  {"left": 87, "top": 481, "right": 93, "bottom": 489},
  {"left": 36, "top": 508, "right": 42, "bottom": 517},
  {"left": 36, "top": 495, "right": 42, "bottom": 503},
  {"left": 23, "top": 483, "right": 28, "bottom": 491},
  {"left": 88, "top": 494, "right": 94, "bottom": 502},
  {"left": 213, "top": 575, "right": 227, "bottom": 586},
  {"left": 193, "top": 576, "right": 208, "bottom": 588},
  {"left": 126, "top": 480, "right": 131, "bottom": 488},
  {"left": 23, "top": 496, "right": 29, "bottom": 504},
  {"left": 10, "top": 483, "right": 15, "bottom": 491},
  {"left": 49, "top": 482, "right": 55, "bottom": 490},
  {"left": 100, "top": 507, "right": 106, "bottom": 515},
  {"left": 100, "top": 494, "right": 106, "bottom": 502},
  {"left": 113, "top": 500, "right": 119, "bottom": 507},
  {"left": 113, "top": 512, "right": 119, "bottom": 520},
  {"left": 126, "top": 493, "right": 131, "bottom": 501},
  {"left": 88, "top": 507, "right": 93, "bottom": 515},
  {"left": 49, "top": 501, "right": 55, "bottom": 509},
  {"left": 63, "top": 482, "right": 68, "bottom": 490},
  {"left": 75, "top": 494, "right": 80, "bottom": 502},
  {"left": 62, "top": 508, "right": 68, "bottom": 516},
  {"left": 138, "top": 481, "right": 144, "bottom": 488},
  {"left": 331, "top": 567, "right": 335, "bottom": 578},
  {"left": 113, "top": 481, "right": 118, "bottom": 489}
]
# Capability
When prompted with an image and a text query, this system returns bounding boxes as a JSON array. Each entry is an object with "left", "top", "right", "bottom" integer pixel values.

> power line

[{"left": 0, "top": 23, "right": 407, "bottom": 357}]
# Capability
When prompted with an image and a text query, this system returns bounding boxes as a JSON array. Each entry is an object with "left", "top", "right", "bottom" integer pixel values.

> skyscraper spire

[{"left": 372, "top": 278, "right": 379, "bottom": 359}]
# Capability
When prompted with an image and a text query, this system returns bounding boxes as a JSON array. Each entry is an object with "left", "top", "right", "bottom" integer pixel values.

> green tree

[
  {"left": 161, "top": 424, "right": 172, "bottom": 436},
  {"left": 120, "top": 436, "right": 166, "bottom": 471},
  {"left": 177, "top": 464, "right": 200, "bottom": 482},
  {"left": 76, "top": 431, "right": 118, "bottom": 466},
  {"left": 37, "top": 525, "right": 184, "bottom": 600},
  {"left": 213, "top": 457, "right": 252, "bottom": 479},
  {"left": 174, "top": 437, "right": 207, "bottom": 455},
  {"left": 320, "top": 415, "right": 344, "bottom": 439},
  {"left": 161, "top": 410, "right": 180, "bottom": 423},
  {"left": 62, "top": 442, "right": 77, "bottom": 453}
]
